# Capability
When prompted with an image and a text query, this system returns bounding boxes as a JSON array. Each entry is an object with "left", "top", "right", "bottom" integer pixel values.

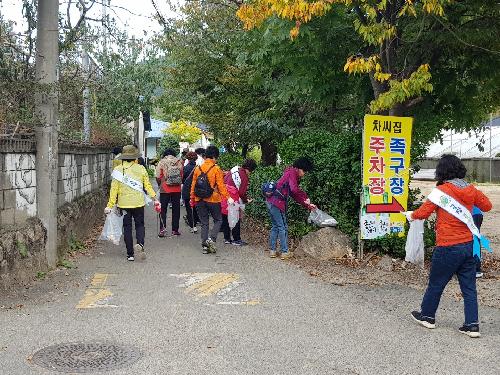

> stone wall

[
  {"left": 0, "top": 140, "right": 113, "bottom": 226},
  {"left": 0, "top": 139, "right": 113, "bottom": 288}
]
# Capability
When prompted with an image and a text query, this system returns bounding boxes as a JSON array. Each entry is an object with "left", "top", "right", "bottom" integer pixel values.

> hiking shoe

[
  {"left": 459, "top": 324, "right": 481, "bottom": 338},
  {"left": 280, "top": 252, "right": 292, "bottom": 260},
  {"left": 172, "top": 230, "right": 181, "bottom": 236},
  {"left": 476, "top": 272, "right": 484, "bottom": 278},
  {"left": 224, "top": 239, "right": 232, "bottom": 245},
  {"left": 411, "top": 311, "right": 436, "bottom": 329},
  {"left": 269, "top": 250, "right": 277, "bottom": 258},
  {"left": 206, "top": 238, "right": 217, "bottom": 253},
  {"left": 232, "top": 240, "right": 248, "bottom": 246},
  {"left": 127, "top": 256, "right": 135, "bottom": 261},
  {"left": 202, "top": 246, "right": 209, "bottom": 254},
  {"left": 158, "top": 229, "right": 167, "bottom": 238}
]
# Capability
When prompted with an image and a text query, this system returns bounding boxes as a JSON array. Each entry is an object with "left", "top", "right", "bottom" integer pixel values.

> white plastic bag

[
  {"left": 228, "top": 202, "right": 240, "bottom": 229},
  {"left": 99, "top": 209, "right": 124, "bottom": 245},
  {"left": 308, "top": 209, "right": 338, "bottom": 227},
  {"left": 404, "top": 219, "right": 425, "bottom": 267}
]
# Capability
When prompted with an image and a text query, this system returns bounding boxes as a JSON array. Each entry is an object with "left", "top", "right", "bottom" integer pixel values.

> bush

[
  {"left": 217, "top": 152, "right": 244, "bottom": 171},
  {"left": 279, "top": 129, "right": 362, "bottom": 238},
  {"left": 157, "top": 134, "right": 180, "bottom": 158}
]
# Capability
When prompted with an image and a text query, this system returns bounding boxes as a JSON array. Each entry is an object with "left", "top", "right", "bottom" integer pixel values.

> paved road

[{"left": 1, "top": 207, "right": 499, "bottom": 374}]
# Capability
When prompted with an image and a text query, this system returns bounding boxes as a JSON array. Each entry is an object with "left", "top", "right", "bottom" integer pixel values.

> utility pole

[
  {"left": 489, "top": 113, "right": 493, "bottom": 183},
  {"left": 82, "top": 49, "right": 90, "bottom": 142},
  {"left": 35, "top": 0, "right": 59, "bottom": 268}
]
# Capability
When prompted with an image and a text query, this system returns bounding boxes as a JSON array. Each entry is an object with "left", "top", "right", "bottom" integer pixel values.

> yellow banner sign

[{"left": 361, "top": 114, "right": 413, "bottom": 239}]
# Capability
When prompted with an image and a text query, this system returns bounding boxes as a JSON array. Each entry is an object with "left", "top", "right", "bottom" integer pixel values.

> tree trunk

[
  {"left": 260, "top": 141, "right": 277, "bottom": 166},
  {"left": 241, "top": 144, "right": 249, "bottom": 158},
  {"left": 35, "top": 0, "right": 59, "bottom": 268}
]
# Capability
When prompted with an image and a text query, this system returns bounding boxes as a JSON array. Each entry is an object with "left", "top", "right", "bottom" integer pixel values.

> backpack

[
  {"left": 164, "top": 159, "right": 182, "bottom": 186},
  {"left": 262, "top": 181, "right": 288, "bottom": 200},
  {"left": 194, "top": 165, "right": 216, "bottom": 199}
]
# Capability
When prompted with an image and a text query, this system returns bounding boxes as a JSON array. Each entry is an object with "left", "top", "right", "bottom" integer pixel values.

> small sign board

[{"left": 360, "top": 114, "right": 413, "bottom": 239}]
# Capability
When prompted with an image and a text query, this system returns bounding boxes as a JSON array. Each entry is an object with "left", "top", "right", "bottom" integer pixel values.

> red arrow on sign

[{"left": 366, "top": 197, "right": 405, "bottom": 214}]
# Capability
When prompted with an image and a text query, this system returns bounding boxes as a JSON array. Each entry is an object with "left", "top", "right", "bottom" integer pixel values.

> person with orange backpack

[
  {"left": 190, "top": 146, "right": 233, "bottom": 254},
  {"left": 156, "top": 148, "right": 184, "bottom": 237}
]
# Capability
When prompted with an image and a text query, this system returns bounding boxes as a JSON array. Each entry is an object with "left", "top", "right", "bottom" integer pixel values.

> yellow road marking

[
  {"left": 76, "top": 273, "right": 113, "bottom": 309},
  {"left": 186, "top": 273, "right": 239, "bottom": 297}
]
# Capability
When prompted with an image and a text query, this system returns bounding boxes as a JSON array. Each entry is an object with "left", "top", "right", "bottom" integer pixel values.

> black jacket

[{"left": 182, "top": 161, "right": 197, "bottom": 200}]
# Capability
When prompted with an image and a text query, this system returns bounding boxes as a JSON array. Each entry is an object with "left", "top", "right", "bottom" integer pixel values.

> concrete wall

[{"left": 417, "top": 158, "right": 500, "bottom": 183}]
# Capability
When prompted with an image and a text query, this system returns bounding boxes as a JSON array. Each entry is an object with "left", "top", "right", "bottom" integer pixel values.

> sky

[{"left": 0, "top": 0, "right": 181, "bottom": 39}]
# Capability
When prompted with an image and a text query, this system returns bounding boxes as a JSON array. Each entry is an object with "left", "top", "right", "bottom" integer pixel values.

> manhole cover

[{"left": 31, "top": 342, "right": 142, "bottom": 373}]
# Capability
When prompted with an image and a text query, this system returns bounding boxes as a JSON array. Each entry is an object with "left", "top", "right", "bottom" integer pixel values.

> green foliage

[
  {"left": 279, "top": 129, "right": 363, "bottom": 237},
  {"left": 157, "top": 134, "right": 180, "bottom": 158},
  {"left": 147, "top": 167, "right": 155, "bottom": 178},
  {"left": 36, "top": 271, "right": 46, "bottom": 280},
  {"left": 16, "top": 241, "right": 28, "bottom": 258},
  {"left": 217, "top": 153, "right": 244, "bottom": 171},
  {"left": 57, "top": 259, "right": 75, "bottom": 269},
  {"left": 68, "top": 234, "right": 86, "bottom": 253}
]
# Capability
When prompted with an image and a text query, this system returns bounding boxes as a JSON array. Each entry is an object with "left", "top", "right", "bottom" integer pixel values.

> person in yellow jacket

[
  {"left": 190, "top": 145, "right": 233, "bottom": 254},
  {"left": 105, "top": 145, "right": 158, "bottom": 261}
]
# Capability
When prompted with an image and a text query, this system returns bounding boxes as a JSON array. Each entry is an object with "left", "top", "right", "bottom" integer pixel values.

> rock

[
  {"left": 377, "top": 255, "right": 393, "bottom": 271},
  {"left": 299, "top": 227, "right": 352, "bottom": 261}
]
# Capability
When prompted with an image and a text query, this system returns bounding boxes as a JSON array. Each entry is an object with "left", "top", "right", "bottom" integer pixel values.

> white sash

[
  {"left": 427, "top": 188, "right": 479, "bottom": 237},
  {"left": 112, "top": 169, "right": 152, "bottom": 205},
  {"left": 230, "top": 166, "right": 242, "bottom": 189},
  {"left": 427, "top": 188, "right": 491, "bottom": 257}
]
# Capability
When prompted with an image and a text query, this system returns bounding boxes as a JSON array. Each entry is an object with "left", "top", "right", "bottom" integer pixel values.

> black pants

[
  {"left": 221, "top": 214, "right": 241, "bottom": 242},
  {"left": 123, "top": 207, "right": 145, "bottom": 257},
  {"left": 160, "top": 192, "right": 181, "bottom": 232},
  {"left": 184, "top": 199, "right": 199, "bottom": 228},
  {"left": 196, "top": 201, "right": 222, "bottom": 244},
  {"left": 473, "top": 214, "right": 483, "bottom": 272}
]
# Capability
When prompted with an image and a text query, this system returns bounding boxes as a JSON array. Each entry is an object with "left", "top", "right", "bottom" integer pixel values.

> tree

[
  {"left": 164, "top": 120, "right": 202, "bottom": 144},
  {"left": 237, "top": 0, "right": 499, "bottom": 118}
]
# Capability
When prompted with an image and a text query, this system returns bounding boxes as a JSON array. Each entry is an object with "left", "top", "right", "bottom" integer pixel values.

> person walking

[
  {"left": 156, "top": 148, "right": 183, "bottom": 237},
  {"left": 112, "top": 146, "right": 122, "bottom": 169},
  {"left": 190, "top": 145, "right": 233, "bottom": 254},
  {"left": 195, "top": 147, "right": 205, "bottom": 166},
  {"left": 266, "top": 157, "right": 316, "bottom": 260},
  {"left": 221, "top": 158, "right": 257, "bottom": 246},
  {"left": 105, "top": 145, "right": 158, "bottom": 261},
  {"left": 182, "top": 151, "right": 200, "bottom": 233},
  {"left": 407, "top": 154, "right": 492, "bottom": 338}
]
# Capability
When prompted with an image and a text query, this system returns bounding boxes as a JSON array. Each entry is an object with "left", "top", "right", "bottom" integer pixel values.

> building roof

[
  {"left": 425, "top": 116, "right": 500, "bottom": 158},
  {"left": 146, "top": 118, "right": 170, "bottom": 139}
]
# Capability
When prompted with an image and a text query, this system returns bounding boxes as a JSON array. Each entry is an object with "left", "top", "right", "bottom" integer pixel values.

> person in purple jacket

[{"left": 266, "top": 157, "right": 316, "bottom": 259}]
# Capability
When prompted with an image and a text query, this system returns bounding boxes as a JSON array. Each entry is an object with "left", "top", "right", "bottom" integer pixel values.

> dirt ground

[{"left": 411, "top": 180, "right": 500, "bottom": 259}]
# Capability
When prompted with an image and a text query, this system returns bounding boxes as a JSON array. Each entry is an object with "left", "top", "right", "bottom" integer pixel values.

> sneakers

[
  {"left": 190, "top": 227, "right": 198, "bottom": 234},
  {"left": 202, "top": 246, "right": 209, "bottom": 254},
  {"left": 206, "top": 238, "right": 217, "bottom": 253},
  {"left": 280, "top": 252, "right": 292, "bottom": 260},
  {"left": 232, "top": 240, "right": 248, "bottom": 246},
  {"left": 172, "top": 230, "right": 181, "bottom": 236},
  {"left": 269, "top": 250, "right": 277, "bottom": 258},
  {"left": 411, "top": 311, "right": 436, "bottom": 329},
  {"left": 127, "top": 256, "right": 135, "bottom": 261},
  {"left": 476, "top": 272, "right": 484, "bottom": 278},
  {"left": 459, "top": 324, "right": 481, "bottom": 338},
  {"left": 224, "top": 239, "right": 232, "bottom": 245},
  {"left": 158, "top": 229, "right": 167, "bottom": 238},
  {"left": 134, "top": 244, "right": 145, "bottom": 260}
]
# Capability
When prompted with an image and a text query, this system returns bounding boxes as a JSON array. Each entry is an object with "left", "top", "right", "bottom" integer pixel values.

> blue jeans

[
  {"left": 267, "top": 202, "right": 288, "bottom": 253},
  {"left": 421, "top": 242, "right": 478, "bottom": 325}
]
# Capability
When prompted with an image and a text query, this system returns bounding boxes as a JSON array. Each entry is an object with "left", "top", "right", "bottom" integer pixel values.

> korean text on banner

[{"left": 361, "top": 115, "right": 413, "bottom": 240}]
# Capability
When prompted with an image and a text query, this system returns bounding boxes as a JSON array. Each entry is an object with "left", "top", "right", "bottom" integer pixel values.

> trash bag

[
  {"left": 308, "top": 209, "right": 338, "bottom": 227},
  {"left": 99, "top": 209, "right": 124, "bottom": 245},
  {"left": 228, "top": 202, "right": 240, "bottom": 229},
  {"left": 405, "top": 219, "right": 425, "bottom": 267}
]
